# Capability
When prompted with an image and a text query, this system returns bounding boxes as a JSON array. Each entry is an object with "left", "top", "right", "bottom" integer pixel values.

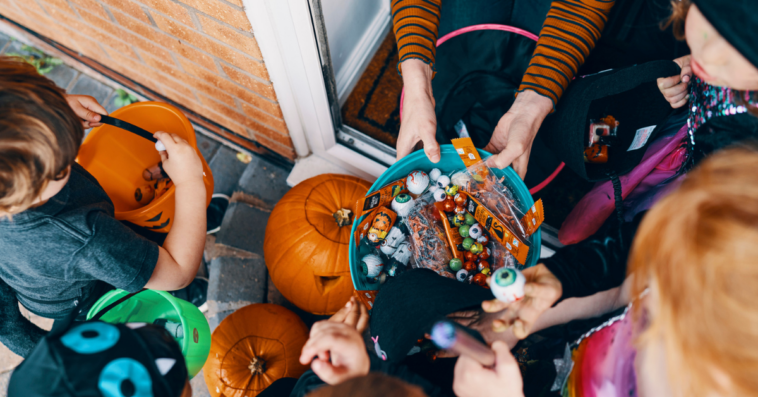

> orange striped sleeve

[
  {"left": 519, "top": 0, "right": 616, "bottom": 108},
  {"left": 391, "top": 0, "right": 441, "bottom": 73}
]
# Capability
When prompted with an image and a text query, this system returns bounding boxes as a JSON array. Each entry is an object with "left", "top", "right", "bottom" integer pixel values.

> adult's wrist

[
  {"left": 401, "top": 59, "right": 433, "bottom": 91},
  {"left": 513, "top": 90, "right": 554, "bottom": 118}
]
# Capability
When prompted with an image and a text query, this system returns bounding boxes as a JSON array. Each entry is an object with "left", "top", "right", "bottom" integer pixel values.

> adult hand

[
  {"left": 299, "top": 321, "right": 371, "bottom": 385},
  {"left": 657, "top": 55, "right": 692, "bottom": 108},
  {"left": 396, "top": 59, "right": 439, "bottom": 163},
  {"left": 484, "top": 90, "right": 553, "bottom": 179},
  {"left": 65, "top": 95, "right": 107, "bottom": 128},
  {"left": 154, "top": 132, "right": 204, "bottom": 187},
  {"left": 482, "top": 264, "right": 562, "bottom": 339},
  {"left": 329, "top": 297, "right": 369, "bottom": 334},
  {"left": 452, "top": 341, "right": 524, "bottom": 397}
]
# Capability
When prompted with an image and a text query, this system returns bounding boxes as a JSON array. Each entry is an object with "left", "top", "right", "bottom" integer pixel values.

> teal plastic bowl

[{"left": 349, "top": 145, "right": 542, "bottom": 291}]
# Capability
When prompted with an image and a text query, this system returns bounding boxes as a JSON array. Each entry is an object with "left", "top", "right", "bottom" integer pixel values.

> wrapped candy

[
  {"left": 429, "top": 168, "right": 442, "bottom": 182},
  {"left": 433, "top": 189, "right": 447, "bottom": 203},
  {"left": 380, "top": 227, "right": 407, "bottom": 256},
  {"left": 468, "top": 224, "right": 483, "bottom": 239},
  {"left": 361, "top": 254, "right": 384, "bottom": 278},
  {"left": 391, "top": 193, "right": 416, "bottom": 217},
  {"left": 459, "top": 224, "right": 470, "bottom": 238},
  {"left": 406, "top": 170, "right": 430, "bottom": 196},
  {"left": 445, "top": 185, "right": 459, "bottom": 196},
  {"left": 490, "top": 268, "right": 526, "bottom": 303},
  {"left": 451, "top": 171, "right": 471, "bottom": 188},
  {"left": 368, "top": 207, "right": 397, "bottom": 243},
  {"left": 436, "top": 175, "right": 451, "bottom": 189},
  {"left": 449, "top": 258, "right": 463, "bottom": 272}
]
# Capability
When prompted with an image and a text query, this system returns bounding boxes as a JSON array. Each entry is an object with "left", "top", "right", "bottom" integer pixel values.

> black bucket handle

[{"left": 98, "top": 115, "right": 157, "bottom": 143}]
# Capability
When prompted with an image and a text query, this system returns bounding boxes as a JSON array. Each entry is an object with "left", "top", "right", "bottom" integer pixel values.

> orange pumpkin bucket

[{"left": 77, "top": 102, "right": 213, "bottom": 233}]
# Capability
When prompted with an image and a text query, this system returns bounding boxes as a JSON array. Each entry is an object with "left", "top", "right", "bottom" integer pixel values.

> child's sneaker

[
  {"left": 207, "top": 193, "right": 230, "bottom": 234},
  {"left": 169, "top": 277, "right": 208, "bottom": 310}
]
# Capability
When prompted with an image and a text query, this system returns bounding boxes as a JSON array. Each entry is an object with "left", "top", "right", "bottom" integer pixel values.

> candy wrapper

[{"left": 405, "top": 191, "right": 455, "bottom": 279}]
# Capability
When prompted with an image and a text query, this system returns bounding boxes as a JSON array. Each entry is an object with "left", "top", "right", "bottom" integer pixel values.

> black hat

[
  {"left": 8, "top": 321, "right": 188, "bottom": 397},
  {"left": 369, "top": 269, "right": 493, "bottom": 363},
  {"left": 693, "top": 0, "right": 758, "bottom": 69},
  {"left": 540, "top": 61, "right": 681, "bottom": 181}
]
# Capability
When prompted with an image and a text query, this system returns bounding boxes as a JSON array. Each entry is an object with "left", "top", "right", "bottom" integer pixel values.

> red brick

[
  {"left": 44, "top": 6, "right": 139, "bottom": 60},
  {"left": 160, "top": 83, "right": 199, "bottom": 107},
  {"left": 99, "top": 0, "right": 151, "bottom": 24},
  {"left": 152, "top": 13, "right": 264, "bottom": 78},
  {"left": 240, "top": 102, "right": 287, "bottom": 133},
  {"left": 219, "top": 63, "right": 274, "bottom": 99},
  {"left": 68, "top": 0, "right": 110, "bottom": 21},
  {"left": 111, "top": 10, "right": 217, "bottom": 72},
  {"left": 138, "top": 0, "right": 193, "bottom": 27},
  {"left": 176, "top": 0, "right": 251, "bottom": 31},
  {"left": 197, "top": 92, "right": 249, "bottom": 125},
  {"left": 224, "top": 0, "right": 243, "bottom": 7},
  {"left": 252, "top": 132, "right": 296, "bottom": 159},
  {"left": 197, "top": 14, "right": 261, "bottom": 59},
  {"left": 11, "top": 0, "right": 48, "bottom": 18},
  {"left": 36, "top": 0, "right": 77, "bottom": 16},
  {"left": 246, "top": 119, "right": 292, "bottom": 146}
]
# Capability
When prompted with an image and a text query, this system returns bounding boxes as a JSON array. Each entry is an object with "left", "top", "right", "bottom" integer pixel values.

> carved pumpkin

[
  {"left": 264, "top": 174, "right": 371, "bottom": 314},
  {"left": 204, "top": 304, "right": 309, "bottom": 397}
]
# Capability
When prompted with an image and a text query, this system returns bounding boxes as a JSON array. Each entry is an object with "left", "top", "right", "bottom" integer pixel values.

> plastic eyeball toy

[
  {"left": 465, "top": 213, "right": 476, "bottom": 225},
  {"left": 469, "top": 224, "right": 483, "bottom": 239},
  {"left": 445, "top": 185, "right": 459, "bottom": 196},
  {"left": 449, "top": 258, "right": 463, "bottom": 272},
  {"left": 456, "top": 269, "right": 469, "bottom": 282},
  {"left": 429, "top": 168, "right": 442, "bottom": 182},
  {"left": 406, "top": 170, "right": 430, "bottom": 195},
  {"left": 433, "top": 189, "right": 447, "bottom": 202},
  {"left": 462, "top": 237, "right": 474, "bottom": 251},
  {"left": 490, "top": 268, "right": 526, "bottom": 303},
  {"left": 459, "top": 224, "right": 470, "bottom": 238},
  {"left": 391, "top": 193, "right": 415, "bottom": 217},
  {"left": 436, "top": 175, "right": 451, "bottom": 189},
  {"left": 361, "top": 254, "right": 384, "bottom": 278}
]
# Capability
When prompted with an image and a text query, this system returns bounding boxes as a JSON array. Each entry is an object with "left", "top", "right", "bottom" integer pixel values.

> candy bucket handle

[
  {"left": 91, "top": 289, "right": 147, "bottom": 320},
  {"left": 99, "top": 115, "right": 158, "bottom": 143}
]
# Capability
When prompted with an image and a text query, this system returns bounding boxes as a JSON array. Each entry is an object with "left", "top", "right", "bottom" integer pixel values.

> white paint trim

[
  {"left": 335, "top": 8, "right": 391, "bottom": 106},
  {"left": 243, "top": 0, "right": 311, "bottom": 158}
]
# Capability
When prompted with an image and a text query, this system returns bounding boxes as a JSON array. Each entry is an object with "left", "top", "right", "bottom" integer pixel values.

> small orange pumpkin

[
  {"left": 204, "top": 304, "right": 309, "bottom": 397},
  {"left": 264, "top": 174, "right": 371, "bottom": 314}
]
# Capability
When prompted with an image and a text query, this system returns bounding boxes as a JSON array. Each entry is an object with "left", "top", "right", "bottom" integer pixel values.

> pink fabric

[{"left": 559, "top": 125, "right": 689, "bottom": 245}]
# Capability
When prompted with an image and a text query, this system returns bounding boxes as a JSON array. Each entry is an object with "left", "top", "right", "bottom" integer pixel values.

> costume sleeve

[
  {"left": 518, "top": 0, "right": 616, "bottom": 108},
  {"left": 0, "top": 276, "right": 47, "bottom": 358},
  {"left": 542, "top": 211, "right": 644, "bottom": 301},
  {"left": 391, "top": 0, "right": 442, "bottom": 72},
  {"left": 75, "top": 212, "right": 160, "bottom": 292}
]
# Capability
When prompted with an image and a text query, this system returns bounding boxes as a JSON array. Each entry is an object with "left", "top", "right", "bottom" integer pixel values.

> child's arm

[{"left": 144, "top": 132, "right": 207, "bottom": 291}]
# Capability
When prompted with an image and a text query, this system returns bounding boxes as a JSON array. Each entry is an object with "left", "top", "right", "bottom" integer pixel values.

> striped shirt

[{"left": 391, "top": 0, "right": 616, "bottom": 108}]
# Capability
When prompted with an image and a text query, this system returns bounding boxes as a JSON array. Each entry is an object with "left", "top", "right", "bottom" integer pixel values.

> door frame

[{"left": 243, "top": 0, "right": 393, "bottom": 182}]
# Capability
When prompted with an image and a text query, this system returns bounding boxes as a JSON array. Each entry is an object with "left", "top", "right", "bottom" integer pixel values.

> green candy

[
  {"left": 465, "top": 213, "right": 476, "bottom": 226},
  {"left": 459, "top": 224, "right": 470, "bottom": 238},
  {"left": 462, "top": 237, "right": 475, "bottom": 251},
  {"left": 449, "top": 258, "right": 463, "bottom": 272},
  {"left": 470, "top": 242, "right": 484, "bottom": 255}
]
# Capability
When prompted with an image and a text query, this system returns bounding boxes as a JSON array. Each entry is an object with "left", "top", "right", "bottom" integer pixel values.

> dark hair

[{"left": 0, "top": 56, "right": 83, "bottom": 214}]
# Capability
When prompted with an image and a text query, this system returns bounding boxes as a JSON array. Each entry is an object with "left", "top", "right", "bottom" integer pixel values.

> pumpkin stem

[
  {"left": 333, "top": 208, "right": 352, "bottom": 227},
  {"left": 248, "top": 356, "right": 266, "bottom": 375}
]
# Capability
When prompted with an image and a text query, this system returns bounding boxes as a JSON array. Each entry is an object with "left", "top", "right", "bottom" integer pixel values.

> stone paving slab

[
  {"left": 46, "top": 64, "right": 78, "bottom": 91},
  {"left": 236, "top": 155, "right": 291, "bottom": 208},
  {"left": 0, "top": 32, "right": 9, "bottom": 52},
  {"left": 68, "top": 74, "right": 114, "bottom": 105},
  {"left": 191, "top": 369, "right": 212, "bottom": 397},
  {"left": 196, "top": 133, "right": 221, "bottom": 162},
  {"left": 214, "top": 202, "right": 269, "bottom": 255},
  {"left": 208, "top": 256, "right": 267, "bottom": 308},
  {"left": 208, "top": 146, "right": 249, "bottom": 196}
]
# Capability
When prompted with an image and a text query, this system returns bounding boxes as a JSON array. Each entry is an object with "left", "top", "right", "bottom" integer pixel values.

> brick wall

[{"left": 0, "top": 0, "right": 296, "bottom": 160}]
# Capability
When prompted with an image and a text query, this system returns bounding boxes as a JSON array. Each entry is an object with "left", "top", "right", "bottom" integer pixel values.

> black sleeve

[
  {"left": 289, "top": 355, "right": 450, "bottom": 397},
  {"left": 0, "top": 277, "right": 47, "bottom": 358},
  {"left": 542, "top": 211, "right": 646, "bottom": 301}
]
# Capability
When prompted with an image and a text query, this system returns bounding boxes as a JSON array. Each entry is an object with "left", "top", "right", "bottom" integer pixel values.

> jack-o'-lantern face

[{"left": 372, "top": 213, "right": 392, "bottom": 232}]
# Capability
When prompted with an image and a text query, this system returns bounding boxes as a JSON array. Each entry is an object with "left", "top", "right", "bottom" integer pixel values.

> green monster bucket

[{"left": 86, "top": 289, "right": 211, "bottom": 378}]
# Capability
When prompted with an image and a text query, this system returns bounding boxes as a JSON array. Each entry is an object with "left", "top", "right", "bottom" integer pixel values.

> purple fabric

[{"left": 559, "top": 125, "right": 688, "bottom": 245}]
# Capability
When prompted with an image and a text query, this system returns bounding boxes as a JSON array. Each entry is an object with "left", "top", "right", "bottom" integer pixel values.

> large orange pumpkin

[
  {"left": 264, "top": 174, "right": 371, "bottom": 314},
  {"left": 204, "top": 304, "right": 309, "bottom": 397}
]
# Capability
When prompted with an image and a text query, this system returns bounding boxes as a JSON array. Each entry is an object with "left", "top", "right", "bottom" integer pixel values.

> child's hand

[
  {"left": 657, "top": 55, "right": 692, "bottom": 108},
  {"left": 329, "top": 297, "right": 369, "bottom": 334},
  {"left": 299, "top": 321, "right": 371, "bottom": 385},
  {"left": 154, "top": 132, "right": 204, "bottom": 186},
  {"left": 453, "top": 341, "right": 524, "bottom": 397},
  {"left": 65, "top": 95, "right": 107, "bottom": 128},
  {"left": 482, "top": 264, "right": 562, "bottom": 339}
]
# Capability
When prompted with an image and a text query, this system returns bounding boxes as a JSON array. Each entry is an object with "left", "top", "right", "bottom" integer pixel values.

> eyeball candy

[
  {"left": 449, "top": 258, "right": 463, "bottom": 272},
  {"left": 470, "top": 242, "right": 484, "bottom": 255},
  {"left": 361, "top": 254, "right": 385, "bottom": 278},
  {"left": 433, "top": 189, "right": 447, "bottom": 202},
  {"left": 456, "top": 269, "right": 469, "bottom": 282},
  {"left": 459, "top": 224, "right": 470, "bottom": 237},
  {"left": 462, "top": 237, "right": 474, "bottom": 251},
  {"left": 490, "top": 268, "right": 526, "bottom": 303},
  {"left": 155, "top": 140, "right": 166, "bottom": 151},
  {"left": 469, "top": 224, "right": 483, "bottom": 239},
  {"left": 436, "top": 175, "right": 451, "bottom": 189},
  {"left": 445, "top": 185, "right": 459, "bottom": 196},
  {"left": 429, "top": 168, "right": 442, "bottom": 182},
  {"left": 391, "top": 193, "right": 416, "bottom": 217},
  {"left": 406, "top": 170, "right": 430, "bottom": 195}
]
